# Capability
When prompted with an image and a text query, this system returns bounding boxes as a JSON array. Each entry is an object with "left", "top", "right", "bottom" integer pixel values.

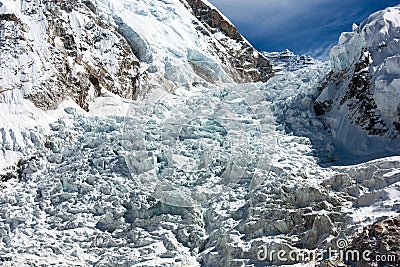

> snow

[
  {"left": 329, "top": 5, "right": 400, "bottom": 73},
  {"left": 0, "top": 0, "right": 141, "bottom": 110},
  {"left": 88, "top": 94, "right": 132, "bottom": 118},
  {"left": 375, "top": 75, "right": 400, "bottom": 119},
  {"left": 330, "top": 6, "right": 400, "bottom": 71}
]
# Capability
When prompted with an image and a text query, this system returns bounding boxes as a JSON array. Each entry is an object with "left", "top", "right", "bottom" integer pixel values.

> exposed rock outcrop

[
  {"left": 314, "top": 5, "right": 400, "bottom": 157},
  {"left": 180, "top": 0, "right": 274, "bottom": 82},
  {"left": 0, "top": 0, "right": 140, "bottom": 110}
]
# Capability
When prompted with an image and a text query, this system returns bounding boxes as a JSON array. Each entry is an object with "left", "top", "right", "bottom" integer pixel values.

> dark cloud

[{"left": 209, "top": 0, "right": 400, "bottom": 59}]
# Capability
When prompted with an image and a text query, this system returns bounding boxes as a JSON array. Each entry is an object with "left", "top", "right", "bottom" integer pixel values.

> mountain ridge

[
  {"left": 0, "top": 1, "right": 399, "bottom": 266},
  {"left": 315, "top": 5, "right": 400, "bottom": 157}
]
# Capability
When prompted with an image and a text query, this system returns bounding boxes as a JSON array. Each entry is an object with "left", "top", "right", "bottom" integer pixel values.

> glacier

[{"left": 0, "top": 1, "right": 399, "bottom": 266}]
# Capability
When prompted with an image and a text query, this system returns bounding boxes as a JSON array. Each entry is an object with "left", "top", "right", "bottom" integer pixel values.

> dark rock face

[
  {"left": 181, "top": 0, "right": 274, "bottom": 82},
  {"left": 347, "top": 217, "right": 400, "bottom": 267},
  {"left": 82, "top": 0, "right": 96, "bottom": 14}
]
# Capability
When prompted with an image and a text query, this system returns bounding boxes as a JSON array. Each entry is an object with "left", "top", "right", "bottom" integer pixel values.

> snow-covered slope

[
  {"left": 0, "top": 0, "right": 274, "bottom": 171},
  {"left": 181, "top": 0, "right": 274, "bottom": 82},
  {"left": 0, "top": 0, "right": 140, "bottom": 110},
  {"left": 0, "top": 0, "right": 273, "bottom": 111},
  {"left": 315, "top": 5, "right": 400, "bottom": 158}
]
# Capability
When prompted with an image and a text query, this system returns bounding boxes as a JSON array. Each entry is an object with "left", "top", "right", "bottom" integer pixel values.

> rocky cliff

[
  {"left": 314, "top": 5, "right": 400, "bottom": 157},
  {"left": 181, "top": 0, "right": 274, "bottom": 82}
]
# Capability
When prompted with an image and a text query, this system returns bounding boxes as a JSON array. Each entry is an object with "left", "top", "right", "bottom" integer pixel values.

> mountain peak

[
  {"left": 314, "top": 5, "right": 400, "bottom": 156},
  {"left": 0, "top": 0, "right": 274, "bottom": 111}
]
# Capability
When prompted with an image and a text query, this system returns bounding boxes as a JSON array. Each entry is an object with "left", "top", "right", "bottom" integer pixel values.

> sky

[{"left": 208, "top": 0, "right": 400, "bottom": 59}]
